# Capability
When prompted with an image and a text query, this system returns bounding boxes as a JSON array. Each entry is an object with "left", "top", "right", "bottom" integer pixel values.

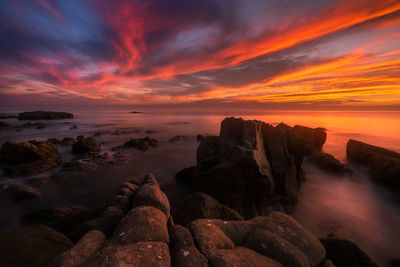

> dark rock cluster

[{"left": 17, "top": 111, "right": 73, "bottom": 120}]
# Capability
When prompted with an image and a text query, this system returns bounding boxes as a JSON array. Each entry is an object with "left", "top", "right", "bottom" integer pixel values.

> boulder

[
  {"left": 0, "top": 183, "right": 41, "bottom": 203},
  {"left": 17, "top": 111, "right": 73, "bottom": 120},
  {"left": 175, "top": 166, "right": 195, "bottom": 184},
  {"left": 81, "top": 242, "right": 170, "bottom": 267},
  {"left": 112, "top": 206, "right": 169, "bottom": 244},
  {"left": 170, "top": 135, "right": 189, "bottom": 143},
  {"left": 347, "top": 139, "right": 400, "bottom": 192},
  {"left": 72, "top": 136, "right": 100, "bottom": 154},
  {"left": 309, "top": 152, "right": 353, "bottom": 175},
  {"left": 0, "top": 140, "right": 62, "bottom": 177},
  {"left": 0, "top": 225, "right": 73, "bottom": 267},
  {"left": 50, "top": 230, "right": 106, "bottom": 267},
  {"left": 61, "top": 137, "right": 76, "bottom": 146},
  {"left": 117, "top": 137, "right": 158, "bottom": 150},
  {"left": 132, "top": 182, "right": 170, "bottom": 217},
  {"left": 320, "top": 233, "right": 378, "bottom": 267},
  {"left": 170, "top": 225, "right": 209, "bottom": 267},
  {"left": 94, "top": 206, "right": 125, "bottom": 236},
  {"left": 292, "top": 125, "right": 327, "bottom": 152},
  {"left": 174, "top": 192, "right": 243, "bottom": 226}
]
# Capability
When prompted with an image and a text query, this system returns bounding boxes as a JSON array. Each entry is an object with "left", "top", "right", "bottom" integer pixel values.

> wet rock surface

[
  {"left": 72, "top": 136, "right": 100, "bottom": 154},
  {"left": 347, "top": 139, "right": 400, "bottom": 193},
  {"left": 0, "top": 140, "right": 62, "bottom": 176},
  {"left": 17, "top": 111, "right": 73, "bottom": 120},
  {"left": 114, "top": 136, "right": 158, "bottom": 150}
]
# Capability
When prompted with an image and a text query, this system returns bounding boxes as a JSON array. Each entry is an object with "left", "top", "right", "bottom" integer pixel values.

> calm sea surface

[{"left": 1, "top": 109, "right": 399, "bottom": 266}]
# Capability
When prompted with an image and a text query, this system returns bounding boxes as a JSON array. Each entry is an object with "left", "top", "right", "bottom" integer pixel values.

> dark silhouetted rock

[
  {"left": 48, "top": 138, "right": 61, "bottom": 144},
  {"left": 22, "top": 122, "right": 46, "bottom": 129},
  {"left": 145, "top": 129, "right": 157, "bottom": 134},
  {"left": 320, "top": 233, "right": 378, "bottom": 267},
  {"left": 0, "top": 183, "right": 41, "bottom": 203},
  {"left": 81, "top": 242, "right": 170, "bottom": 267},
  {"left": 130, "top": 111, "right": 141, "bottom": 113},
  {"left": 1, "top": 140, "right": 62, "bottom": 176},
  {"left": 69, "top": 124, "right": 78, "bottom": 130},
  {"left": 0, "top": 225, "right": 73, "bottom": 267},
  {"left": 170, "top": 135, "right": 189, "bottom": 143},
  {"left": 50, "top": 230, "right": 106, "bottom": 267},
  {"left": 309, "top": 152, "right": 353, "bottom": 175},
  {"left": 197, "top": 134, "right": 204, "bottom": 141},
  {"left": 72, "top": 136, "right": 100, "bottom": 154},
  {"left": 17, "top": 111, "right": 73, "bottom": 120},
  {"left": 175, "top": 166, "right": 195, "bottom": 184},
  {"left": 61, "top": 137, "right": 76, "bottom": 145},
  {"left": 293, "top": 125, "right": 327, "bottom": 152},
  {"left": 0, "top": 121, "right": 10, "bottom": 127},
  {"left": 347, "top": 139, "right": 400, "bottom": 192},
  {"left": 94, "top": 206, "right": 125, "bottom": 236},
  {"left": 116, "top": 137, "right": 158, "bottom": 150},
  {"left": 174, "top": 192, "right": 243, "bottom": 226}
]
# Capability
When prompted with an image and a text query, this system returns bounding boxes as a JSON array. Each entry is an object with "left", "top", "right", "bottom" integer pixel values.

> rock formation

[{"left": 17, "top": 111, "right": 73, "bottom": 120}]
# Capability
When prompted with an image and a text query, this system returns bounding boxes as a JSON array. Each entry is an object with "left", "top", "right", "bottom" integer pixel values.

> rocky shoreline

[{"left": 0, "top": 116, "right": 398, "bottom": 266}]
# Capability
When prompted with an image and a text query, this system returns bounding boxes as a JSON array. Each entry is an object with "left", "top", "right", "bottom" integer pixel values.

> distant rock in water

[
  {"left": 190, "top": 117, "right": 327, "bottom": 218},
  {"left": 309, "top": 152, "right": 353, "bottom": 175},
  {"left": 130, "top": 111, "right": 141, "bottom": 113},
  {"left": 21, "top": 122, "right": 46, "bottom": 129},
  {"left": 0, "top": 140, "right": 62, "bottom": 177},
  {"left": 0, "top": 121, "right": 10, "bottom": 127},
  {"left": 169, "top": 135, "right": 188, "bottom": 143},
  {"left": 115, "top": 137, "right": 158, "bottom": 150},
  {"left": 320, "top": 233, "right": 378, "bottom": 267},
  {"left": 72, "top": 136, "right": 100, "bottom": 154},
  {"left": 17, "top": 111, "right": 73, "bottom": 120},
  {"left": 347, "top": 139, "right": 400, "bottom": 193}
]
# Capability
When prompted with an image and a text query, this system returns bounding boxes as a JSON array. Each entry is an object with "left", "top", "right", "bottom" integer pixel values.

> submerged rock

[
  {"left": 0, "top": 121, "right": 10, "bottom": 127},
  {"left": 309, "top": 152, "right": 353, "bottom": 175},
  {"left": 0, "top": 225, "right": 73, "bottom": 267},
  {"left": 72, "top": 136, "right": 100, "bottom": 154},
  {"left": 21, "top": 122, "right": 46, "bottom": 129},
  {"left": 174, "top": 192, "right": 244, "bottom": 226},
  {"left": 17, "top": 111, "right": 73, "bottom": 120},
  {"left": 0, "top": 183, "right": 41, "bottom": 203},
  {"left": 169, "top": 135, "right": 189, "bottom": 143},
  {"left": 347, "top": 139, "right": 400, "bottom": 192},
  {"left": 320, "top": 233, "right": 378, "bottom": 267},
  {"left": 0, "top": 140, "right": 62, "bottom": 177},
  {"left": 115, "top": 137, "right": 158, "bottom": 150}
]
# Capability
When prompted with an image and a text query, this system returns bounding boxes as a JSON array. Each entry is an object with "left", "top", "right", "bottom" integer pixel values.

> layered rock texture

[{"left": 192, "top": 117, "right": 327, "bottom": 218}]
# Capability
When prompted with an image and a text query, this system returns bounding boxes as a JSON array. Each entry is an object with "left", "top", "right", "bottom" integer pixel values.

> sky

[{"left": 1, "top": 0, "right": 400, "bottom": 109}]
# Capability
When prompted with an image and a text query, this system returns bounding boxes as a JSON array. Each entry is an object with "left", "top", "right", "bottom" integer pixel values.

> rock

[
  {"left": 69, "top": 124, "right": 78, "bottom": 130},
  {"left": 22, "top": 122, "right": 46, "bottom": 129},
  {"left": 320, "top": 233, "right": 378, "bottom": 267},
  {"left": 0, "top": 183, "right": 41, "bottom": 203},
  {"left": 175, "top": 166, "right": 195, "bottom": 183},
  {"left": 170, "top": 225, "right": 209, "bottom": 267},
  {"left": 323, "top": 259, "right": 336, "bottom": 267},
  {"left": 95, "top": 206, "right": 125, "bottom": 236},
  {"left": 391, "top": 259, "right": 400, "bottom": 267},
  {"left": 48, "top": 138, "right": 61, "bottom": 144},
  {"left": 72, "top": 136, "right": 100, "bottom": 154},
  {"left": 292, "top": 125, "right": 327, "bottom": 152},
  {"left": 61, "top": 137, "right": 76, "bottom": 145},
  {"left": 0, "top": 121, "right": 10, "bottom": 127},
  {"left": 132, "top": 182, "right": 170, "bottom": 217},
  {"left": 17, "top": 111, "right": 73, "bottom": 120},
  {"left": 146, "top": 130, "right": 157, "bottom": 134},
  {"left": 50, "top": 230, "right": 106, "bottom": 267},
  {"left": 0, "top": 140, "right": 62, "bottom": 177},
  {"left": 21, "top": 205, "right": 90, "bottom": 233},
  {"left": 112, "top": 206, "right": 169, "bottom": 244},
  {"left": 309, "top": 152, "right": 353, "bottom": 175},
  {"left": 208, "top": 246, "right": 284, "bottom": 267},
  {"left": 197, "top": 134, "right": 204, "bottom": 141},
  {"left": 81, "top": 242, "right": 170, "bottom": 267},
  {"left": 196, "top": 135, "right": 220, "bottom": 171},
  {"left": 174, "top": 192, "right": 243, "bottom": 226},
  {"left": 0, "top": 225, "right": 73, "bottom": 267},
  {"left": 130, "top": 111, "right": 141, "bottom": 113},
  {"left": 117, "top": 137, "right": 158, "bottom": 150},
  {"left": 108, "top": 182, "right": 138, "bottom": 212},
  {"left": 347, "top": 139, "right": 400, "bottom": 192},
  {"left": 170, "top": 135, "right": 189, "bottom": 143}
]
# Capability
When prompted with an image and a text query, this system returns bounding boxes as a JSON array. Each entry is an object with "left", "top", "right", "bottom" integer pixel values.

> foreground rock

[
  {"left": 347, "top": 139, "right": 400, "bottom": 192},
  {"left": 320, "top": 233, "right": 378, "bottom": 267},
  {"left": 0, "top": 140, "right": 62, "bottom": 176},
  {"left": 192, "top": 117, "right": 327, "bottom": 218},
  {"left": 0, "top": 225, "right": 73, "bottom": 267},
  {"left": 174, "top": 192, "right": 244, "bottom": 226},
  {"left": 17, "top": 111, "right": 73, "bottom": 120},
  {"left": 72, "top": 136, "right": 100, "bottom": 154}
]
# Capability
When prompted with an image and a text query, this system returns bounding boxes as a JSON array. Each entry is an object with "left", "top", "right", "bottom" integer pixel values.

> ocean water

[{"left": 1, "top": 109, "right": 399, "bottom": 266}]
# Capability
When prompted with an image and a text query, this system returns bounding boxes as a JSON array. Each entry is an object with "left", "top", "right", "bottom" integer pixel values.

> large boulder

[
  {"left": 72, "top": 136, "right": 100, "bottom": 154},
  {"left": 187, "top": 211, "right": 325, "bottom": 267},
  {"left": 112, "top": 206, "right": 169, "bottom": 244},
  {"left": 50, "top": 230, "right": 106, "bottom": 267},
  {"left": 17, "top": 111, "right": 73, "bottom": 120},
  {"left": 0, "top": 225, "right": 73, "bottom": 267},
  {"left": 320, "top": 233, "right": 378, "bottom": 267},
  {"left": 193, "top": 117, "right": 323, "bottom": 218},
  {"left": 0, "top": 140, "right": 62, "bottom": 176},
  {"left": 174, "top": 192, "right": 243, "bottom": 226},
  {"left": 81, "top": 242, "right": 171, "bottom": 267},
  {"left": 132, "top": 180, "right": 170, "bottom": 217},
  {"left": 347, "top": 139, "right": 400, "bottom": 192}
]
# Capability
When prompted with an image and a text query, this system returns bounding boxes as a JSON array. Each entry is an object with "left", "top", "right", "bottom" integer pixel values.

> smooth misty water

[{"left": 1, "top": 109, "right": 399, "bottom": 266}]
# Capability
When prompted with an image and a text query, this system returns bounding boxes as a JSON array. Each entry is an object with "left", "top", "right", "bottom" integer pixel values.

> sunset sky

[{"left": 1, "top": 0, "right": 400, "bottom": 109}]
